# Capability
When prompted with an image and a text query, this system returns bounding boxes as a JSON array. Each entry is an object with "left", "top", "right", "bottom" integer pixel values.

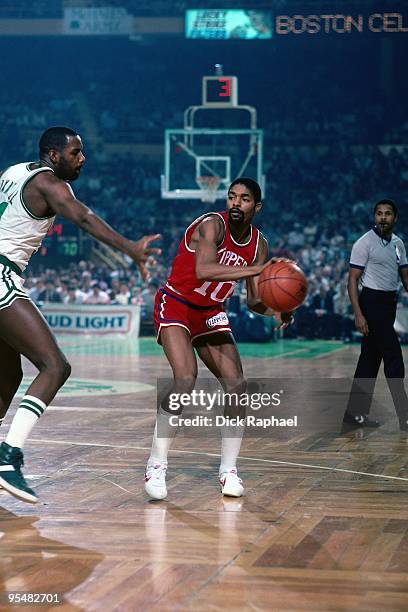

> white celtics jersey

[{"left": 0, "top": 162, "right": 55, "bottom": 272}]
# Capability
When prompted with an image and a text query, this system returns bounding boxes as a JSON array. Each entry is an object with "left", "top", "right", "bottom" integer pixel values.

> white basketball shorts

[{"left": 0, "top": 259, "right": 30, "bottom": 310}]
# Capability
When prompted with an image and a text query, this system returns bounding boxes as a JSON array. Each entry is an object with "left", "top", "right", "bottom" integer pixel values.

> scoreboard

[
  {"left": 38, "top": 222, "right": 89, "bottom": 262},
  {"left": 186, "top": 10, "right": 272, "bottom": 40}
]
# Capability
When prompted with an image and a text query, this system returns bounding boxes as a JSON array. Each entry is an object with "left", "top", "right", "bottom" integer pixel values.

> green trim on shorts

[
  {"left": 1, "top": 266, "right": 16, "bottom": 293},
  {"left": 0, "top": 255, "right": 23, "bottom": 277},
  {"left": 0, "top": 265, "right": 28, "bottom": 309},
  {"left": 0, "top": 290, "right": 29, "bottom": 310}
]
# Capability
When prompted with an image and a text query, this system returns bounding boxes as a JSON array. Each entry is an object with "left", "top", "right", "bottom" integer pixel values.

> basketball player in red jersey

[{"left": 145, "top": 178, "right": 293, "bottom": 500}]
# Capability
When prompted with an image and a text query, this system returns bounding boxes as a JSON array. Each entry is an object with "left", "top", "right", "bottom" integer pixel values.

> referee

[{"left": 343, "top": 199, "right": 408, "bottom": 430}]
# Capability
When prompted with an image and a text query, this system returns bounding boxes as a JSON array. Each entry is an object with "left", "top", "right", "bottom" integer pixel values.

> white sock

[
  {"left": 5, "top": 395, "right": 47, "bottom": 449},
  {"left": 219, "top": 425, "right": 245, "bottom": 475},
  {"left": 147, "top": 408, "right": 178, "bottom": 467}
]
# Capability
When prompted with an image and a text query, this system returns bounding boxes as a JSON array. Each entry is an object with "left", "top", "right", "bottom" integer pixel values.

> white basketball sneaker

[
  {"left": 144, "top": 463, "right": 167, "bottom": 500},
  {"left": 219, "top": 469, "right": 244, "bottom": 497}
]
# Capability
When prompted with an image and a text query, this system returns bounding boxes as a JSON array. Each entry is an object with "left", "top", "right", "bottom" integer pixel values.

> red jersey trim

[
  {"left": 229, "top": 224, "right": 253, "bottom": 247},
  {"left": 251, "top": 229, "right": 261, "bottom": 264}
]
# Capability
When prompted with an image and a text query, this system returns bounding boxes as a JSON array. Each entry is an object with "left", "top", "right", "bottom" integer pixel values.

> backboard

[{"left": 161, "top": 128, "right": 264, "bottom": 202}]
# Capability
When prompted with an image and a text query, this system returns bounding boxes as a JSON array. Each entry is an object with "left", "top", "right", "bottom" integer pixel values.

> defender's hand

[{"left": 128, "top": 234, "right": 161, "bottom": 281}]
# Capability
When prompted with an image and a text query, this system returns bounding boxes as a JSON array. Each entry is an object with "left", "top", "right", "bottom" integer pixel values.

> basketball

[{"left": 258, "top": 261, "right": 308, "bottom": 312}]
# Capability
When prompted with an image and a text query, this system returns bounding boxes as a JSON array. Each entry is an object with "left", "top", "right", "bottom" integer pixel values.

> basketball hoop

[{"left": 196, "top": 175, "right": 221, "bottom": 203}]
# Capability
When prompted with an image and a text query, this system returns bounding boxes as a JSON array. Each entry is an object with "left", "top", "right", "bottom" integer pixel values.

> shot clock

[{"left": 202, "top": 75, "right": 238, "bottom": 107}]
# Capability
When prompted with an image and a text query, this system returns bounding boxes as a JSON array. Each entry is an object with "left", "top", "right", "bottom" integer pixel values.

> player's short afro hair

[
  {"left": 228, "top": 177, "right": 262, "bottom": 204},
  {"left": 39, "top": 126, "right": 78, "bottom": 156}
]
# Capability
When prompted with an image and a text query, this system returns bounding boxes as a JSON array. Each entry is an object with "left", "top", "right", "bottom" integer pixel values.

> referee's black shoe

[
  {"left": 399, "top": 419, "right": 408, "bottom": 431},
  {"left": 343, "top": 413, "right": 381, "bottom": 428}
]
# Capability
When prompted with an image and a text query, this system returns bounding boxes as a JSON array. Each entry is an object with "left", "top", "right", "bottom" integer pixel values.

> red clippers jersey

[{"left": 166, "top": 211, "right": 260, "bottom": 307}]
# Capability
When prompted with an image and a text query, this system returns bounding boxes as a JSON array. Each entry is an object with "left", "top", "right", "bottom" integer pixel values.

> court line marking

[
  {"left": 308, "top": 344, "right": 350, "bottom": 360},
  {"left": 266, "top": 347, "right": 310, "bottom": 360},
  {"left": 46, "top": 406, "right": 145, "bottom": 412},
  {"left": 30, "top": 438, "right": 408, "bottom": 483},
  {"left": 100, "top": 477, "right": 136, "bottom": 495},
  {"left": 241, "top": 344, "right": 348, "bottom": 361}
]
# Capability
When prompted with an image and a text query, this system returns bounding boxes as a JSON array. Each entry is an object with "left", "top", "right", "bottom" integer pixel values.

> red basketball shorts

[{"left": 154, "top": 287, "right": 232, "bottom": 344}]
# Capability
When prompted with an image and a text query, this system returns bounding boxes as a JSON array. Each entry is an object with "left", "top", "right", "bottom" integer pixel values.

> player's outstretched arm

[
  {"left": 37, "top": 172, "right": 161, "bottom": 280},
  {"left": 246, "top": 236, "right": 294, "bottom": 329},
  {"left": 194, "top": 217, "right": 266, "bottom": 282}
]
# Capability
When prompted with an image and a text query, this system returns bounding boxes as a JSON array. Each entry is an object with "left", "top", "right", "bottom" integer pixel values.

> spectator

[
  {"left": 115, "top": 283, "right": 131, "bottom": 305},
  {"left": 37, "top": 281, "right": 62, "bottom": 304},
  {"left": 64, "top": 286, "right": 86, "bottom": 305},
  {"left": 28, "top": 279, "right": 46, "bottom": 303},
  {"left": 84, "top": 284, "right": 111, "bottom": 305}
]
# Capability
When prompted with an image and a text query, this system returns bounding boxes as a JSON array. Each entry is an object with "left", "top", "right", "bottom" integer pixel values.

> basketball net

[{"left": 196, "top": 175, "right": 221, "bottom": 203}]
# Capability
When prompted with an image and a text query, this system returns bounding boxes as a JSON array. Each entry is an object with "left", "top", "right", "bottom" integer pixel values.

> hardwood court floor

[{"left": 1, "top": 337, "right": 408, "bottom": 611}]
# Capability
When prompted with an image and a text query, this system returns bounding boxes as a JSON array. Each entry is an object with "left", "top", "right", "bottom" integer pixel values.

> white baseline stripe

[{"left": 29, "top": 438, "right": 408, "bottom": 483}]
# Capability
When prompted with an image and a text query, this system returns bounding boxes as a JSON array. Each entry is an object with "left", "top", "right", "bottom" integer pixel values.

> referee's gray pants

[{"left": 346, "top": 287, "right": 408, "bottom": 422}]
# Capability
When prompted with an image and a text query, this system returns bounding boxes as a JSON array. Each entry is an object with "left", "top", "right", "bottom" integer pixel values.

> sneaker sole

[
  {"left": 221, "top": 486, "right": 244, "bottom": 498},
  {"left": 144, "top": 484, "right": 167, "bottom": 501},
  {"left": 0, "top": 475, "right": 38, "bottom": 504}
]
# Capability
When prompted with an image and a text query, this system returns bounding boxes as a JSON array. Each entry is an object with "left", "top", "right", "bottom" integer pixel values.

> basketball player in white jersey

[{"left": 0, "top": 126, "right": 161, "bottom": 503}]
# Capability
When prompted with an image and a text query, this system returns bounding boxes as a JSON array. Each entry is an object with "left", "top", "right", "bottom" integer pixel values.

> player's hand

[
  {"left": 355, "top": 313, "right": 369, "bottom": 336},
  {"left": 255, "top": 257, "right": 296, "bottom": 276},
  {"left": 275, "top": 311, "right": 294, "bottom": 330},
  {"left": 269, "top": 257, "right": 295, "bottom": 265},
  {"left": 129, "top": 234, "right": 161, "bottom": 281}
]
